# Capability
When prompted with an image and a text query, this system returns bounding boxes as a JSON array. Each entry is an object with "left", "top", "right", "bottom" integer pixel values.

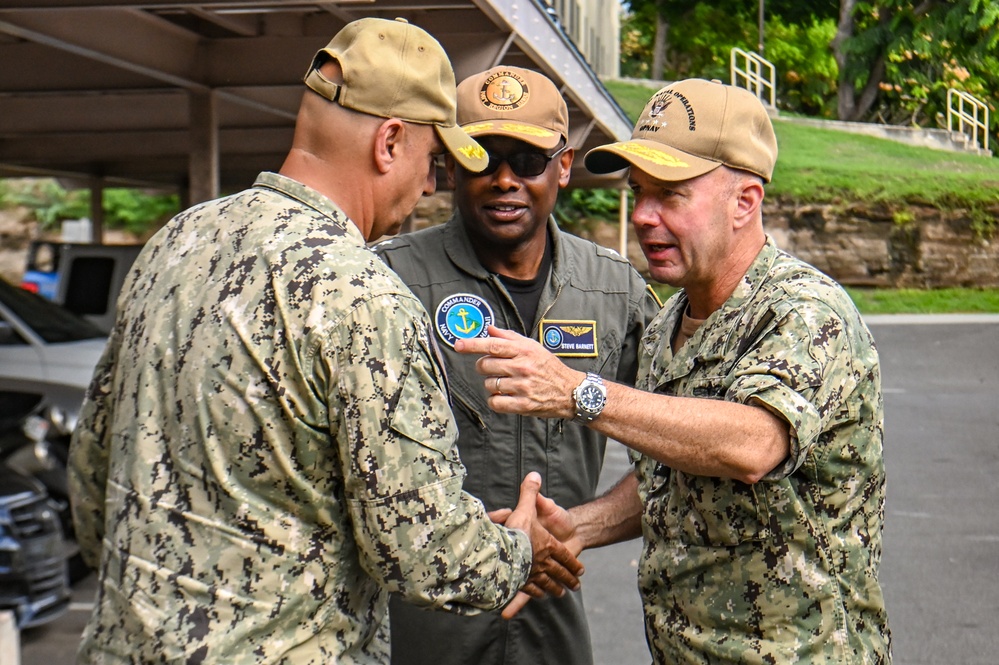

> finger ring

[{"left": 495, "top": 376, "right": 502, "bottom": 395}]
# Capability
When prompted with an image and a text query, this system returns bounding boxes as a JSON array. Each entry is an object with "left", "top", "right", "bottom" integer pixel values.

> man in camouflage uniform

[
  {"left": 374, "top": 66, "right": 661, "bottom": 665},
  {"left": 456, "top": 79, "right": 893, "bottom": 663},
  {"left": 68, "top": 17, "right": 581, "bottom": 664}
]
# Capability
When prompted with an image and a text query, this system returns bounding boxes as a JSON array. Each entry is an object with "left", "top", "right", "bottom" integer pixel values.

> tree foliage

[
  {"left": 836, "top": 0, "right": 999, "bottom": 128},
  {"left": 3, "top": 179, "right": 179, "bottom": 235},
  {"left": 621, "top": 0, "right": 999, "bottom": 139}
]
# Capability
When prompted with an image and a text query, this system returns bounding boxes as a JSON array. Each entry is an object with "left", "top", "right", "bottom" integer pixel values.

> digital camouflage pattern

[
  {"left": 68, "top": 172, "right": 531, "bottom": 664},
  {"left": 632, "top": 237, "right": 892, "bottom": 664}
]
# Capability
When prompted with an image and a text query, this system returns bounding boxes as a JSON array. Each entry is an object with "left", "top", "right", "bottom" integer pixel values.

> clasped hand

[{"left": 489, "top": 471, "right": 584, "bottom": 620}]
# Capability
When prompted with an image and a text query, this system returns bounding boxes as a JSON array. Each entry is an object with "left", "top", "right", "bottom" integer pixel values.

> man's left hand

[{"left": 455, "top": 326, "right": 581, "bottom": 420}]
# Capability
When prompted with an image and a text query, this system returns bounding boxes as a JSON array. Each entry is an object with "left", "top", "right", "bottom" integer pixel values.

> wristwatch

[{"left": 572, "top": 372, "right": 607, "bottom": 424}]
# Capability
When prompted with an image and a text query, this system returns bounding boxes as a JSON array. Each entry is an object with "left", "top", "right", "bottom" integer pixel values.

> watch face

[{"left": 579, "top": 384, "right": 605, "bottom": 412}]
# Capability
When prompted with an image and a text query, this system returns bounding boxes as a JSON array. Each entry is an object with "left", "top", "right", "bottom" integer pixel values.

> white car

[
  {"left": 0, "top": 276, "right": 107, "bottom": 437},
  {"left": 0, "top": 276, "right": 106, "bottom": 619}
]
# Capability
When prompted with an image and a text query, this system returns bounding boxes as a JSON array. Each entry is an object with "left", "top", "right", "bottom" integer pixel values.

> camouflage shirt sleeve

[
  {"left": 318, "top": 289, "right": 531, "bottom": 612},
  {"left": 67, "top": 325, "right": 119, "bottom": 569},
  {"left": 727, "top": 291, "right": 872, "bottom": 480}
]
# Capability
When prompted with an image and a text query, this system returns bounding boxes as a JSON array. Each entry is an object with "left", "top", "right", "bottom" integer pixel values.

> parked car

[
  {"left": 0, "top": 274, "right": 107, "bottom": 435},
  {"left": 0, "top": 464, "right": 72, "bottom": 629},
  {"left": 20, "top": 240, "right": 142, "bottom": 334},
  {"left": 0, "top": 276, "right": 106, "bottom": 624}
]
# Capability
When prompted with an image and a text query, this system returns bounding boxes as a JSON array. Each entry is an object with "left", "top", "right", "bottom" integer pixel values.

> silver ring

[{"left": 495, "top": 376, "right": 502, "bottom": 395}]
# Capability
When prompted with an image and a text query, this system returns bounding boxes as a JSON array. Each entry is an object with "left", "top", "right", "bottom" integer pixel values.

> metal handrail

[
  {"left": 730, "top": 47, "right": 775, "bottom": 108},
  {"left": 947, "top": 88, "right": 990, "bottom": 153}
]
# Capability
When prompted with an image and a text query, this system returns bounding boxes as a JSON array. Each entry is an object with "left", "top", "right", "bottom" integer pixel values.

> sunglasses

[{"left": 468, "top": 143, "right": 570, "bottom": 178}]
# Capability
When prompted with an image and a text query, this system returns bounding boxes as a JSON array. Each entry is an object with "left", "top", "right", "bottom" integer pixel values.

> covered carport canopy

[{"left": 0, "top": 0, "right": 633, "bottom": 211}]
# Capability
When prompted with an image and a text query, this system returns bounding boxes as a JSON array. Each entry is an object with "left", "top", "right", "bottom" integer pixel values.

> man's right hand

[
  {"left": 501, "top": 488, "right": 583, "bottom": 619},
  {"left": 501, "top": 470, "right": 643, "bottom": 619},
  {"left": 502, "top": 472, "right": 584, "bottom": 602}
]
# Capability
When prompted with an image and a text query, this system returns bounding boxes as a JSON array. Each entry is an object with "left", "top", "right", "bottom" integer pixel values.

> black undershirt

[{"left": 497, "top": 234, "right": 553, "bottom": 332}]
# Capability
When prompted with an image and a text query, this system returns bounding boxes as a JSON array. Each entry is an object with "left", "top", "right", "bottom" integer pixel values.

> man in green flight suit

[
  {"left": 456, "top": 79, "right": 893, "bottom": 664},
  {"left": 375, "top": 66, "right": 661, "bottom": 665}
]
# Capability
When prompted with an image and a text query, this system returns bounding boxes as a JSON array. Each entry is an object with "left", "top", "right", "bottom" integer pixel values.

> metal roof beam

[
  {"left": 0, "top": 9, "right": 204, "bottom": 90},
  {"left": 474, "top": 0, "right": 630, "bottom": 144}
]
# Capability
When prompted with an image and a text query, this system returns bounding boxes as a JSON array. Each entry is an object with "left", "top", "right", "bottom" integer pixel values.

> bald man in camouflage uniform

[
  {"left": 68, "top": 17, "right": 580, "bottom": 664},
  {"left": 456, "top": 79, "right": 892, "bottom": 663}
]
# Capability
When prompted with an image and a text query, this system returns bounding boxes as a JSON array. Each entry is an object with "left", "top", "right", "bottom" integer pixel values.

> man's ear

[
  {"left": 557, "top": 147, "right": 574, "bottom": 189},
  {"left": 373, "top": 118, "right": 406, "bottom": 175},
  {"left": 732, "top": 177, "right": 764, "bottom": 230},
  {"left": 445, "top": 154, "right": 457, "bottom": 190}
]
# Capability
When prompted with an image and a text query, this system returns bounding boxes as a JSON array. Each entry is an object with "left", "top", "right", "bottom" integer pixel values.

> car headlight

[
  {"left": 22, "top": 414, "right": 50, "bottom": 442},
  {"left": 46, "top": 406, "right": 76, "bottom": 436}
]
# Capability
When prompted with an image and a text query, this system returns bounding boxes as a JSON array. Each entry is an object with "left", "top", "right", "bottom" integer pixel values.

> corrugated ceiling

[{"left": 0, "top": 0, "right": 632, "bottom": 197}]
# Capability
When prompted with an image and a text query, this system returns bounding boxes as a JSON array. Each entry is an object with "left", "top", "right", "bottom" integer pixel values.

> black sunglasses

[{"left": 469, "top": 143, "right": 570, "bottom": 178}]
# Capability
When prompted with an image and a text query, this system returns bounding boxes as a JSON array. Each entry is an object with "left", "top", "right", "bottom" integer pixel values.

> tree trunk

[
  {"left": 651, "top": 13, "right": 668, "bottom": 81},
  {"left": 832, "top": 0, "right": 857, "bottom": 120},
  {"left": 834, "top": 0, "right": 893, "bottom": 121},
  {"left": 850, "top": 53, "right": 886, "bottom": 121}
]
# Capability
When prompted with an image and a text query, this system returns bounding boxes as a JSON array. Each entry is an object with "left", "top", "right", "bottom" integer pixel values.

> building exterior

[{"left": 549, "top": 0, "right": 621, "bottom": 78}]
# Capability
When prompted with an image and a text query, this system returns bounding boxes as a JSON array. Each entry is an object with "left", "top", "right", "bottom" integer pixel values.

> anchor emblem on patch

[{"left": 435, "top": 293, "right": 496, "bottom": 348}]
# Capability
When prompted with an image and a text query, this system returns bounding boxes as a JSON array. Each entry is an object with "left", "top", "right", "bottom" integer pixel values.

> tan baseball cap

[
  {"left": 455, "top": 66, "right": 569, "bottom": 150},
  {"left": 304, "top": 17, "right": 488, "bottom": 172},
  {"left": 585, "top": 78, "right": 777, "bottom": 183}
]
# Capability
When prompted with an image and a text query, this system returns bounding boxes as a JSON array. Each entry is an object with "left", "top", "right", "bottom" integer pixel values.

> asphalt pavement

[{"left": 14, "top": 314, "right": 999, "bottom": 665}]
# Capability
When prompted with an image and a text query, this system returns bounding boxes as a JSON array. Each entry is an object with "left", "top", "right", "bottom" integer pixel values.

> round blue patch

[
  {"left": 434, "top": 293, "right": 495, "bottom": 348},
  {"left": 543, "top": 326, "right": 563, "bottom": 350}
]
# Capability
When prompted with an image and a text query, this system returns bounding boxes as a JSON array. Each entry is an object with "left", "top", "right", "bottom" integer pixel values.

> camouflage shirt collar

[
  {"left": 661, "top": 236, "right": 778, "bottom": 367},
  {"left": 726, "top": 235, "right": 779, "bottom": 311},
  {"left": 253, "top": 171, "right": 365, "bottom": 246},
  {"left": 666, "top": 236, "right": 777, "bottom": 321}
]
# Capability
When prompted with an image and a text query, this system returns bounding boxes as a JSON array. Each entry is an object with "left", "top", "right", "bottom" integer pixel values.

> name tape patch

[
  {"left": 435, "top": 293, "right": 495, "bottom": 348},
  {"left": 539, "top": 319, "right": 598, "bottom": 357}
]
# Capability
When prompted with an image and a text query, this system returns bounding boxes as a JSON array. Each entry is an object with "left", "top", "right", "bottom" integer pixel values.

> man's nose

[
  {"left": 631, "top": 197, "right": 659, "bottom": 228},
  {"left": 490, "top": 160, "right": 521, "bottom": 191},
  {"left": 424, "top": 166, "right": 437, "bottom": 196}
]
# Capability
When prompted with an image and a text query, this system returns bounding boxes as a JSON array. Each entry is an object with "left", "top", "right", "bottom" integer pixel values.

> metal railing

[
  {"left": 947, "top": 88, "right": 989, "bottom": 153},
  {"left": 730, "top": 47, "right": 775, "bottom": 108}
]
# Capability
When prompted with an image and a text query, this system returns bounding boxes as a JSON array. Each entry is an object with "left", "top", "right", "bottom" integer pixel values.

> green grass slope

[
  {"left": 605, "top": 80, "right": 999, "bottom": 211},
  {"left": 605, "top": 80, "right": 999, "bottom": 313}
]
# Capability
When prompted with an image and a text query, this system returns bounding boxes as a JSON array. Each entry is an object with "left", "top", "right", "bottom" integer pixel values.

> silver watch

[{"left": 572, "top": 372, "right": 607, "bottom": 423}]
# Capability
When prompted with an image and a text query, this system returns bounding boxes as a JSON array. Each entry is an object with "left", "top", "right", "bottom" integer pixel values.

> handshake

[{"left": 490, "top": 471, "right": 584, "bottom": 620}]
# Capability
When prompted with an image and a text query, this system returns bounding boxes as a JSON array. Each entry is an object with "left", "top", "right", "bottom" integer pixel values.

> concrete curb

[{"left": 863, "top": 313, "right": 999, "bottom": 325}]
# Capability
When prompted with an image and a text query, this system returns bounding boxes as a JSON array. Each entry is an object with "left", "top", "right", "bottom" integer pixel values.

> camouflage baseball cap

[
  {"left": 456, "top": 66, "right": 569, "bottom": 150},
  {"left": 304, "top": 17, "right": 488, "bottom": 172},
  {"left": 585, "top": 78, "right": 778, "bottom": 182}
]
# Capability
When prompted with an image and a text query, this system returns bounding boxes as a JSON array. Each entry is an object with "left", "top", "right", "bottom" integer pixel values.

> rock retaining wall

[
  {"left": 585, "top": 200, "right": 999, "bottom": 289},
  {"left": 764, "top": 201, "right": 999, "bottom": 288},
  {"left": 2, "top": 198, "right": 997, "bottom": 289}
]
